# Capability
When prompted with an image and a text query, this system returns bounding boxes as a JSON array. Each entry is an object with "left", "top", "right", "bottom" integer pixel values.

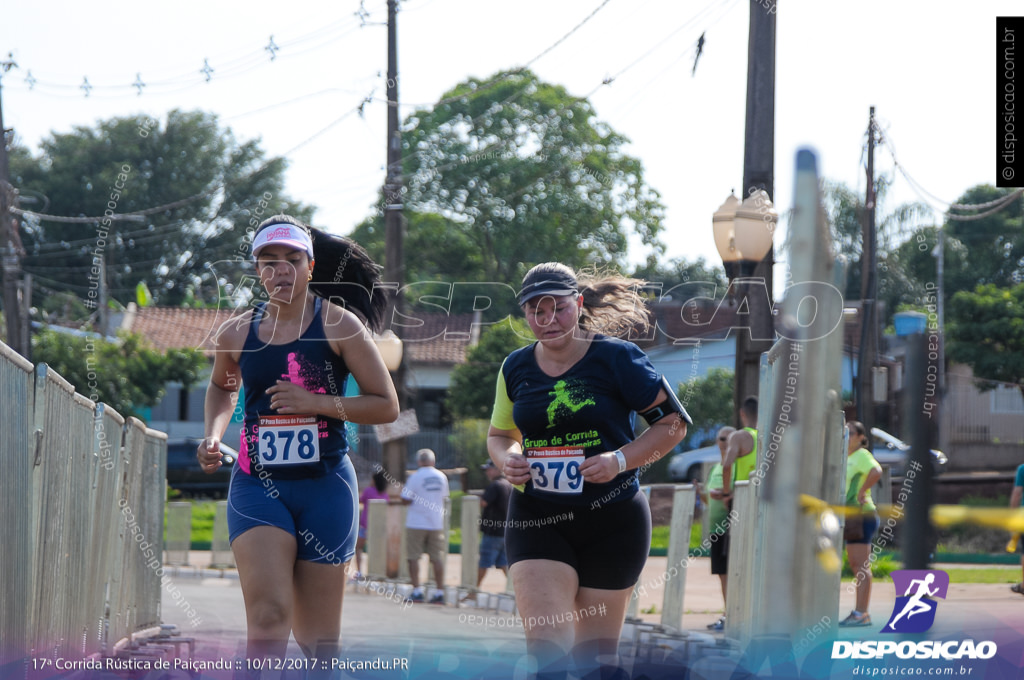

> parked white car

[{"left": 667, "top": 427, "right": 947, "bottom": 482}]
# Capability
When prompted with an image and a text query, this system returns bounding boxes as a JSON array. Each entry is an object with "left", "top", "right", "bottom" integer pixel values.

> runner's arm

[
  {"left": 580, "top": 389, "right": 688, "bottom": 484},
  {"left": 199, "top": 317, "right": 245, "bottom": 472},
  {"left": 857, "top": 466, "right": 883, "bottom": 506},
  {"left": 487, "top": 425, "right": 530, "bottom": 486}
]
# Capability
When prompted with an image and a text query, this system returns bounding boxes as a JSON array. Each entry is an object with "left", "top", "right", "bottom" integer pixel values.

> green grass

[
  {"left": 190, "top": 502, "right": 216, "bottom": 545},
  {"left": 163, "top": 499, "right": 216, "bottom": 549},
  {"left": 943, "top": 568, "right": 1020, "bottom": 584},
  {"left": 840, "top": 567, "right": 1021, "bottom": 585}
]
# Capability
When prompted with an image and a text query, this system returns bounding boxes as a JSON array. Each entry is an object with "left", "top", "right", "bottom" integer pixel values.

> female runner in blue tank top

[
  {"left": 488, "top": 262, "right": 690, "bottom": 676},
  {"left": 197, "top": 215, "right": 398, "bottom": 664}
]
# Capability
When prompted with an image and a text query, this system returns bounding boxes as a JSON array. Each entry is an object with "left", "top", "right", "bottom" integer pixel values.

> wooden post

[{"left": 660, "top": 484, "right": 696, "bottom": 630}]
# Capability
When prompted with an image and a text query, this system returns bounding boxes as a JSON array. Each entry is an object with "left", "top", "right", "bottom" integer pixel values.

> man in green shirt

[
  {"left": 722, "top": 396, "right": 758, "bottom": 496},
  {"left": 702, "top": 426, "right": 735, "bottom": 632}
]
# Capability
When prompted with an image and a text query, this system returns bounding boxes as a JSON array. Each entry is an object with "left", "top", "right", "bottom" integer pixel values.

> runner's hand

[
  {"left": 502, "top": 453, "right": 531, "bottom": 485},
  {"left": 580, "top": 453, "right": 619, "bottom": 484},
  {"left": 267, "top": 380, "right": 318, "bottom": 414},
  {"left": 197, "top": 437, "right": 223, "bottom": 474}
]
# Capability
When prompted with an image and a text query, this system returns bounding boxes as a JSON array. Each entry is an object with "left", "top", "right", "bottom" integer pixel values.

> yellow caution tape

[
  {"left": 816, "top": 548, "right": 842, "bottom": 574},
  {"left": 799, "top": 494, "right": 1024, "bottom": 532},
  {"left": 931, "top": 506, "right": 1024, "bottom": 532}
]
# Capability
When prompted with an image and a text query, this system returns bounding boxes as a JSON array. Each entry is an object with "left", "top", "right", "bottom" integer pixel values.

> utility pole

[
  {"left": 734, "top": 0, "right": 776, "bottom": 425},
  {"left": 382, "top": 0, "right": 407, "bottom": 579},
  {"left": 384, "top": 0, "right": 403, "bottom": 304},
  {"left": 0, "top": 55, "right": 27, "bottom": 359},
  {"left": 857, "top": 106, "right": 878, "bottom": 434}
]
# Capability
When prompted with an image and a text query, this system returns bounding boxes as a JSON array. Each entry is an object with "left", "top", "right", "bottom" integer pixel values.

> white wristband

[{"left": 614, "top": 449, "right": 627, "bottom": 473}]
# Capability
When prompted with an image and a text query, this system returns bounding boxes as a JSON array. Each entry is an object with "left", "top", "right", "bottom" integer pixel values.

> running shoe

[
  {"left": 839, "top": 610, "right": 871, "bottom": 627},
  {"left": 406, "top": 591, "right": 425, "bottom": 604},
  {"left": 706, "top": 617, "right": 726, "bottom": 632},
  {"left": 429, "top": 592, "right": 445, "bottom": 605}
]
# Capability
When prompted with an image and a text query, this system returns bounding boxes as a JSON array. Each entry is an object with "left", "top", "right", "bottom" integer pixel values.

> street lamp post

[{"left": 713, "top": 191, "right": 778, "bottom": 426}]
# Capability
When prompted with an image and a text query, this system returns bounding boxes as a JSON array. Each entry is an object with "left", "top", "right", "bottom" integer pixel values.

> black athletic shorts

[
  {"left": 709, "top": 531, "right": 729, "bottom": 575},
  {"left": 504, "top": 490, "right": 651, "bottom": 590}
]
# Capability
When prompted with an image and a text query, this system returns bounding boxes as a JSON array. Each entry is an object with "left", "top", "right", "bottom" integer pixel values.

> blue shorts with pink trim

[{"left": 227, "top": 455, "right": 358, "bottom": 564}]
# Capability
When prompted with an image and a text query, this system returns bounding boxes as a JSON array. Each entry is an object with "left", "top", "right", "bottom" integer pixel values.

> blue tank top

[{"left": 237, "top": 297, "right": 351, "bottom": 479}]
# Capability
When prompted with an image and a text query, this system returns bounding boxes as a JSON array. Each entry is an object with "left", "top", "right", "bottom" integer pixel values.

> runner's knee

[{"left": 248, "top": 600, "right": 290, "bottom": 632}]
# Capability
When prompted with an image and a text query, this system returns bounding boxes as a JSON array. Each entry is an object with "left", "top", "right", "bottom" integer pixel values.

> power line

[
  {"left": 395, "top": 0, "right": 618, "bottom": 110},
  {"left": 945, "top": 190, "right": 1023, "bottom": 221},
  {"left": 582, "top": 0, "right": 737, "bottom": 99},
  {"left": 882, "top": 131, "right": 1024, "bottom": 220},
  {"left": 7, "top": 11, "right": 378, "bottom": 99},
  {"left": 522, "top": 0, "right": 616, "bottom": 70},
  {"left": 12, "top": 95, "right": 371, "bottom": 225}
]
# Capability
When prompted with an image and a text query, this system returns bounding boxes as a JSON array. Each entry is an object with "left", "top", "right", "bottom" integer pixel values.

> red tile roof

[
  {"left": 127, "top": 307, "right": 474, "bottom": 365},
  {"left": 128, "top": 307, "right": 227, "bottom": 355},
  {"left": 392, "top": 312, "right": 475, "bottom": 364}
]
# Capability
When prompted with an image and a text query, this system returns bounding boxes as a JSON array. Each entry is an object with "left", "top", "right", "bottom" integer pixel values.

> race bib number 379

[
  {"left": 526, "top": 447, "right": 584, "bottom": 494},
  {"left": 258, "top": 414, "right": 320, "bottom": 466}
]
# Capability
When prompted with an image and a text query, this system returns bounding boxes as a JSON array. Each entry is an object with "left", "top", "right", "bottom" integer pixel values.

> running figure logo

[
  {"left": 882, "top": 569, "right": 949, "bottom": 633},
  {"left": 546, "top": 379, "right": 595, "bottom": 428}
]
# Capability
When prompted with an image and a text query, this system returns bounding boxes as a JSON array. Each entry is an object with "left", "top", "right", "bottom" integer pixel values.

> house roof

[
  {"left": 637, "top": 299, "right": 741, "bottom": 348},
  {"left": 126, "top": 307, "right": 225, "bottom": 355},
  {"left": 123, "top": 305, "right": 475, "bottom": 365},
  {"left": 393, "top": 311, "right": 475, "bottom": 364}
]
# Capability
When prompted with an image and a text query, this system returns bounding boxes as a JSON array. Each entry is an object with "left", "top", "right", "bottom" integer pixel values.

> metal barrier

[
  {"left": 725, "top": 150, "right": 848, "bottom": 643},
  {"left": 210, "top": 501, "right": 236, "bottom": 568},
  {"left": 0, "top": 341, "right": 168, "bottom": 664},
  {"left": 460, "top": 495, "right": 481, "bottom": 591},
  {"left": 0, "top": 341, "right": 35, "bottom": 663},
  {"left": 165, "top": 502, "right": 192, "bottom": 566}
]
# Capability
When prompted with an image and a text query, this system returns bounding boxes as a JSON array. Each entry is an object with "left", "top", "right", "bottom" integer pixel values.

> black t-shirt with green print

[{"left": 499, "top": 335, "right": 662, "bottom": 507}]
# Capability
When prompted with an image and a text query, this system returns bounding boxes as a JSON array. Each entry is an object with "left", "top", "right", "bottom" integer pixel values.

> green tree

[
  {"left": 899, "top": 185, "right": 1024, "bottom": 311},
  {"left": 947, "top": 283, "right": 1024, "bottom": 400},
  {"left": 11, "top": 109, "right": 314, "bottom": 311},
  {"left": 32, "top": 328, "right": 207, "bottom": 419},
  {"left": 677, "top": 367, "right": 735, "bottom": 449},
  {"left": 631, "top": 255, "right": 728, "bottom": 301},
  {"left": 397, "top": 69, "right": 666, "bottom": 284},
  {"left": 945, "top": 186, "right": 1024, "bottom": 291},
  {"left": 447, "top": 319, "right": 533, "bottom": 421},
  {"left": 350, "top": 211, "right": 508, "bottom": 316},
  {"left": 450, "top": 419, "right": 492, "bottom": 490},
  {"left": 822, "top": 178, "right": 930, "bottom": 324}
]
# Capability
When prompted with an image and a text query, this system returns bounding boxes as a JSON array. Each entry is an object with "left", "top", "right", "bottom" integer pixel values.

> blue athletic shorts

[
  {"left": 846, "top": 513, "right": 880, "bottom": 546},
  {"left": 227, "top": 455, "right": 359, "bottom": 564},
  {"left": 478, "top": 533, "right": 508, "bottom": 569}
]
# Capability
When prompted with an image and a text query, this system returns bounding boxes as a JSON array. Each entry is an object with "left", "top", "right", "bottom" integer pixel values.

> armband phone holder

[{"left": 638, "top": 376, "right": 693, "bottom": 425}]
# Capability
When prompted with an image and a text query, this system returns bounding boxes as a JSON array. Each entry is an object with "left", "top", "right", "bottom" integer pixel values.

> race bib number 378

[
  {"left": 526, "top": 447, "right": 585, "bottom": 494},
  {"left": 258, "top": 414, "right": 320, "bottom": 466}
]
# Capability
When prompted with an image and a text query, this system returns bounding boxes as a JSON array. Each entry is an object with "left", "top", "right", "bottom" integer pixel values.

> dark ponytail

[
  {"left": 308, "top": 227, "right": 387, "bottom": 332},
  {"left": 254, "top": 215, "right": 388, "bottom": 332},
  {"left": 847, "top": 420, "right": 870, "bottom": 450}
]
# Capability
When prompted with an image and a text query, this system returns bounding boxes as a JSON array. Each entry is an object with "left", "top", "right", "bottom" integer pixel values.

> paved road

[{"left": 156, "top": 553, "right": 1024, "bottom": 678}]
